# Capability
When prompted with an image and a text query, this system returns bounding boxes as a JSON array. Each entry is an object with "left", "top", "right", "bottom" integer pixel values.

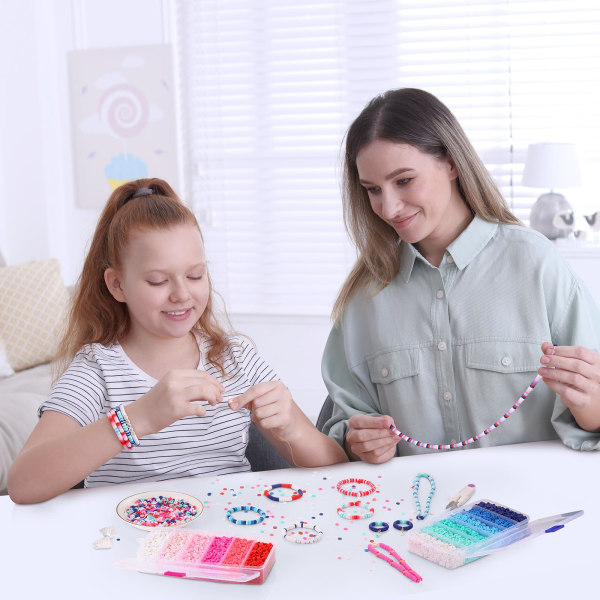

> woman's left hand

[
  {"left": 539, "top": 343, "right": 600, "bottom": 430},
  {"left": 229, "top": 381, "right": 296, "bottom": 440}
]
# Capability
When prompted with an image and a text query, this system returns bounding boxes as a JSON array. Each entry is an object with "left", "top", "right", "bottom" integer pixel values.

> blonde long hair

[
  {"left": 55, "top": 178, "right": 230, "bottom": 376},
  {"left": 333, "top": 88, "right": 521, "bottom": 321}
]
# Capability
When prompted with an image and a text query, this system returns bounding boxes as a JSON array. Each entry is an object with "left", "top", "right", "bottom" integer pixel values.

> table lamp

[{"left": 522, "top": 142, "right": 581, "bottom": 239}]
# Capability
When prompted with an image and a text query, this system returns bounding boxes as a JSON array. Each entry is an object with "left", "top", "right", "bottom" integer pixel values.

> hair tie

[{"left": 131, "top": 187, "right": 154, "bottom": 199}]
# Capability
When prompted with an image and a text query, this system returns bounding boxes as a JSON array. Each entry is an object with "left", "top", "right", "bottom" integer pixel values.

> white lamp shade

[{"left": 522, "top": 142, "right": 581, "bottom": 189}]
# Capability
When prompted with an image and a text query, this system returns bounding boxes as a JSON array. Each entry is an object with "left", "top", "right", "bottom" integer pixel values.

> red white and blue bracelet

[{"left": 264, "top": 483, "right": 304, "bottom": 502}]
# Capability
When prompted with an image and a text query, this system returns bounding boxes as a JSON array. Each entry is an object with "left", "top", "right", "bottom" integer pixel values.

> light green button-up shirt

[{"left": 321, "top": 216, "right": 600, "bottom": 454}]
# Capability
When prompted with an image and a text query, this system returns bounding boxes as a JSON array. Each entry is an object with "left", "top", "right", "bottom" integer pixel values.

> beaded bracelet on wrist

[
  {"left": 108, "top": 409, "right": 132, "bottom": 449},
  {"left": 282, "top": 521, "right": 323, "bottom": 544},
  {"left": 336, "top": 478, "right": 376, "bottom": 498},
  {"left": 118, "top": 404, "right": 139, "bottom": 446},
  {"left": 108, "top": 405, "right": 140, "bottom": 449},
  {"left": 337, "top": 500, "right": 375, "bottom": 520},
  {"left": 264, "top": 483, "right": 304, "bottom": 502},
  {"left": 226, "top": 505, "right": 267, "bottom": 525}
]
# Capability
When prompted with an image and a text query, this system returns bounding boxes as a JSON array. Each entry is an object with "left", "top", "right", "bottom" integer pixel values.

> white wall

[{"left": 0, "top": 0, "right": 170, "bottom": 282}]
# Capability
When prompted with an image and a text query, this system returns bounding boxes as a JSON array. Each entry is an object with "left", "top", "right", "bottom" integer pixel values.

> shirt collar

[{"left": 398, "top": 215, "right": 498, "bottom": 282}]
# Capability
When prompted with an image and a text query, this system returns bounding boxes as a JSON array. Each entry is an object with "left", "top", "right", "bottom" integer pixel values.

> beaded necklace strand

[{"left": 390, "top": 374, "right": 542, "bottom": 451}]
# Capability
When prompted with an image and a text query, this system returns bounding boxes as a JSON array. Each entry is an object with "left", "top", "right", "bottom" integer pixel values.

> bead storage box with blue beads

[{"left": 407, "top": 499, "right": 529, "bottom": 569}]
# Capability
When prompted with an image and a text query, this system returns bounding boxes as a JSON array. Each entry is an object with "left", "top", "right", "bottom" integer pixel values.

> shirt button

[
  {"left": 381, "top": 368, "right": 389, "bottom": 377},
  {"left": 443, "top": 392, "right": 452, "bottom": 401},
  {"left": 447, "top": 255, "right": 454, "bottom": 264},
  {"left": 436, "top": 290, "right": 444, "bottom": 299},
  {"left": 501, "top": 356, "right": 512, "bottom": 367},
  {"left": 438, "top": 341, "right": 447, "bottom": 351}
]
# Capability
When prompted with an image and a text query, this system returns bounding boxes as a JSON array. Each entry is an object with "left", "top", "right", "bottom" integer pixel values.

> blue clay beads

[{"left": 475, "top": 501, "right": 527, "bottom": 522}]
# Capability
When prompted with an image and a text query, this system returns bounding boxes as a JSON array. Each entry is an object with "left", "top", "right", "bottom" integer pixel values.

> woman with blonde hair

[{"left": 321, "top": 88, "right": 600, "bottom": 463}]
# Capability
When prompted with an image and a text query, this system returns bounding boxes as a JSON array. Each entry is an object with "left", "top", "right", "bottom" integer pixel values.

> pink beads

[{"left": 202, "top": 536, "right": 234, "bottom": 564}]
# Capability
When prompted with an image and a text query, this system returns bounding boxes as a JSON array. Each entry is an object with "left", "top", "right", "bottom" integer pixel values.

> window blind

[{"left": 175, "top": 0, "right": 600, "bottom": 315}]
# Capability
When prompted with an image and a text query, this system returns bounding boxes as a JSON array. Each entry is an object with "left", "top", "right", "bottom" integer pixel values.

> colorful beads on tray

[
  {"left": 337, "top": 500, "right": 375, "bottom": 520},
  {"left": 336, "top": 478, "right": 376, "bottom": 498},
  {"left": 263, "top": 483, "right": 304, "bottom": 502},
  {"left": 282, "top": 521, "right": 324, "bottom": 544},
  {"left": 124, "top": 495, "right": 199, "bottom": 527},
  {"left": 226, "top": 505, "right": 267, "bottom": 525}
]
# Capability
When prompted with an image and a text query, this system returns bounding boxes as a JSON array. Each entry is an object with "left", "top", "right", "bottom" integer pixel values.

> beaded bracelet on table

[
  {"left": 369, "top": 521, "right": 389, "bottom": 533},
  {"left": 336, "top": 477, "right": 376, "bottom": 498},
  {"left": 389, "top": 374, "right": 542, "bottom": 450},
  {"left": 226, "top": 505, "right": 267, "bottom": 525},
  {"left": 393, "top": 519, "right": 413, "bottom": 532},
  {"left": 337, "top": 500, "right": 375, "bottom": 520},
  {"left": 282, "top": 521, "right": 323, "bottom": 544},
  {"left": 264, "top": 483, "right": 304, "bottom": 502},
  {"left": 411, "top": 473, "right": 436, "bottom": 520}
]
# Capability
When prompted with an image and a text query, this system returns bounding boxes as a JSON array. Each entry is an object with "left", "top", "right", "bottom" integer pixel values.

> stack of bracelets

[{"left": 108, "top": 405, "right": 139, "bottom": 449}]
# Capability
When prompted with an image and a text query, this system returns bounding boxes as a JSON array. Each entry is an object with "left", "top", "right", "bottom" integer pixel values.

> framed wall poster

[{"left": 68, "top": 44, "right": 179, "bottom": 208}]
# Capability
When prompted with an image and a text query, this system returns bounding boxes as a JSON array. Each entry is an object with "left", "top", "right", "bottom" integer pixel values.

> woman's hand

[
  {"left": 539, "top": 342, "right": 600, "bottom": 431},
  {"left": 344, "top": 414, "right": 399, "bottom": 463},
  {"left": 229, "top": 381, "right": 296, "bottom": 441},
  {"left": 127, "top": 369, "right": 225, "bottom": 437}
]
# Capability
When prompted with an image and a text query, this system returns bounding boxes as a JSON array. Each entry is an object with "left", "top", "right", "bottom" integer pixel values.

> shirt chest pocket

[
  {"left": 466, "top": 341, "right": 539, "bottom": 374},
  {"left": 367, "top": 348, "right": 419, "bottom": 384}
]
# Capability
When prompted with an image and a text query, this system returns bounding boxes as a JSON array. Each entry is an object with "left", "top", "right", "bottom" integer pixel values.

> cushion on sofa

[{"left": 0, "top": 258, "right": 70, "bottom": 371}]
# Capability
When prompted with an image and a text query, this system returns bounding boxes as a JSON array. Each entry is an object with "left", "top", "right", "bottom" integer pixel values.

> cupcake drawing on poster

[{"left": 69, "top": 45, "right": 179, "bottom": 208}]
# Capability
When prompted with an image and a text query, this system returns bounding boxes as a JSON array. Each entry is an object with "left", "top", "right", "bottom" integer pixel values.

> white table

[{"left": 0, "top": 440, "right": 597, "bottom": 599}]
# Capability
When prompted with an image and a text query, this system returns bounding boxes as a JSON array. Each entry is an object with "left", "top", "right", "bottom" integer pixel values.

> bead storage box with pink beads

[
  {"left": 408, "top": 499, "right": 529, "bottom": 569},
  {"left": 134, "top": 528, "right": 276, "bottom": 584}
]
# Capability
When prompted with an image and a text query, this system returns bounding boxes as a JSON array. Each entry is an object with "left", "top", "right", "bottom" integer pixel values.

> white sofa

[
  {"left": 0, "top": 363, "right": 53, "bottom": 495},
  {"left": 0, "top": 250, "right": 70, "bottom": 495}
]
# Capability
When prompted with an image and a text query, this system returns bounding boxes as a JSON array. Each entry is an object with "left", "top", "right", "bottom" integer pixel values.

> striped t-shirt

[{"left": 40, "top": 335, "right": 278, "bottom": 487}]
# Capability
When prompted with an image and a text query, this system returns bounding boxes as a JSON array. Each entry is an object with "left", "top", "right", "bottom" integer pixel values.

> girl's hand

[
  {"left": 127, "top": 369, "right": 225, "bottom": 437},
  {"left": 345, "top": 414, "right": 399, "bottom": 464},
  {"left": 229, "top": 381, "right": 296, "bottom": 441},
  {"left": 539, "top": 342, "right": 600, "bottom": 430}
]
